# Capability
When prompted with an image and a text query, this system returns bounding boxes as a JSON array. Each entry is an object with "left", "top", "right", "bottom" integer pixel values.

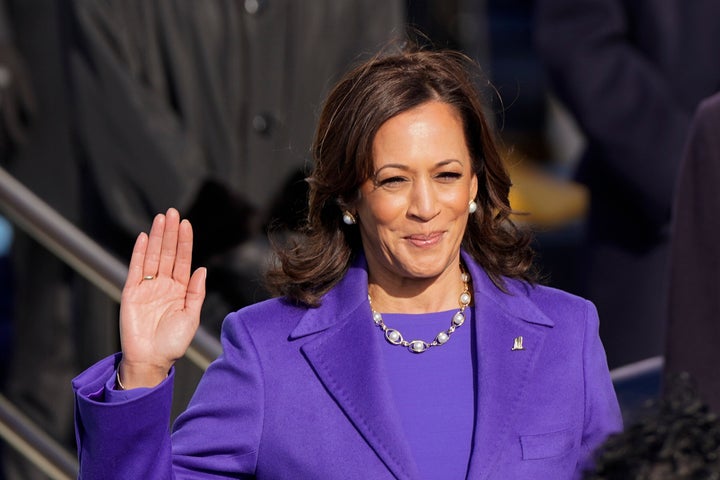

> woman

[{"left": 73, "top": 47, "right": 622, "bottom": 479}]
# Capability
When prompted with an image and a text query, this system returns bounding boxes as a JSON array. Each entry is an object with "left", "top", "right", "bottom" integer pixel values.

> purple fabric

[
  {"left": 378, "top": 309, "right": 475, "bottom": 479},
  {"left": 104, "top": 370, "right": 153, "bottom": 402},
  {"left": 73, "top": 251, "right": 622, "bottom": 479}
]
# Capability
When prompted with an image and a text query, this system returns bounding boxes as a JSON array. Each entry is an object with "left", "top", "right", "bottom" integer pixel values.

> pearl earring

[
  {"left": 468, "top": 200, "right": 478, "bottom": 214},
  {"left": 342, "top": 211, "right": 357, "bottom": 225}
]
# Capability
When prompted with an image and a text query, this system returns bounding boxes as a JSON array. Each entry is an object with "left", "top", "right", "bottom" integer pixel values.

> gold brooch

[{"left": 511, "top": 336, "right": 524, "bottom": 351}]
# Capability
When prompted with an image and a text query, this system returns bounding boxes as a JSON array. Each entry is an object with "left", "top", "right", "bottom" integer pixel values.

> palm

[
  {"left": 121, "top": 277, "right": 197, "bottom": 363},
  {"left": 119, "top": 208, "right": 206, "bottom": 388}
]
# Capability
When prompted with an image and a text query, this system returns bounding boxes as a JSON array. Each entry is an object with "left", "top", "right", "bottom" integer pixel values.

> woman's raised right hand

[{"left": 117, "top": 208, "right": 207, "bottom": 389}]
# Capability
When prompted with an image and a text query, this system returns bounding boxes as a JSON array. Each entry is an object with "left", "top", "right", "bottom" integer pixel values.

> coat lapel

[
  {"left": 462, "top": 252, "right": 554, "bottom": 480},
  {"left": 291, "top": 252, "right": 553, "bottom": 480},
  {"left": 292, "top": 256, "right": 421, "bottom": 480}
]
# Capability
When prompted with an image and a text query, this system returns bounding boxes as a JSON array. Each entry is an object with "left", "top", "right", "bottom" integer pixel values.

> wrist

[{"left": 117, "top": 360, "right": 170, "bottom": 390}]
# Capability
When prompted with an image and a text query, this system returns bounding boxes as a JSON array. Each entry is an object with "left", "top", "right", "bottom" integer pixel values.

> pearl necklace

[{"left": 368, "top": 268, "right": 472, "bottom": 354}]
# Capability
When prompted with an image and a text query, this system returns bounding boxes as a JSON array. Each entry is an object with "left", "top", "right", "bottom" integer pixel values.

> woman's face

[{"left": 355, "top": 100, "right": 478, "bottom": 286}]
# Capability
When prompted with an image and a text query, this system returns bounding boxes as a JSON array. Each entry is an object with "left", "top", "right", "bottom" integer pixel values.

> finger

[
  {"left": 125, "top": 232, "right": 149, "bottom": 288},
  {"left": 185, "top": 267, "right": 207, "bottom": 319},
  {"left": 143, "top": 213, "right": 166, "bottom": 277},
  {"left": 158, "top": 208, "right": 180, "bottom": 278},
  {"left": 173, "top": 218, "right": 193, "bottom": 285}
]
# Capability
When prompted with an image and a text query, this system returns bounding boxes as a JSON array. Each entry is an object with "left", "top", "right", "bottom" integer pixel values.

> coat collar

[
  {"left": 461, "top": 250, "right": 553, "bottom": 329},
  {"left": 290, "top": 250, "right": 554, "bottom": 339},
  {"left": 289, "top": 254, "right": 370, "bottom": 339},
  {"left": 293, "top": 251, "right": 554, "bottom": 480}
]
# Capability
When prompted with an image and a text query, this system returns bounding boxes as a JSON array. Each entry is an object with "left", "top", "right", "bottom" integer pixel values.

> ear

[{"left": 470, "top": 173, "right": 479, "bottom": 202}]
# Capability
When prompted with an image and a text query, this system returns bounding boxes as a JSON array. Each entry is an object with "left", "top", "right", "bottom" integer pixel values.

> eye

[
  {"left": 436, "top": 171, "right": 463, "bottom": 182},
  {"left": 377, "top": 176, "right": 407, "bottom": 187}
]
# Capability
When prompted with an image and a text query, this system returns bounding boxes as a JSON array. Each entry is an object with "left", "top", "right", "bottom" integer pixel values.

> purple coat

[{"left": 73, "top": 251, "right": 622, "bottom": 479}]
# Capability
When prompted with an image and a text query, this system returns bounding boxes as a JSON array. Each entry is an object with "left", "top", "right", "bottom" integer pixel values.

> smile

[{"left": 405, "top": 232, "right": 444, "bottom": 247}]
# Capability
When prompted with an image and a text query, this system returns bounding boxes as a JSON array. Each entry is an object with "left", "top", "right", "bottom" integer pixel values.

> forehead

[{"left": 370, "top": 101, "right": 468, "bottom": 165}]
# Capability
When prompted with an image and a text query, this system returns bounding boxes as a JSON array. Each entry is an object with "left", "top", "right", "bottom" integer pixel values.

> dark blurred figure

[
  {"left": 0, "top": 1, "right": 97, "bottom": 479},
  {"left": 65, "top": 0, "right": 404, "bottom": 334},
  {"left": 584, "top": 373, "right": 720, "bottom": 479},
  {"left": 665, "top": 91, "right": 720, "bottom": 415},
  {"left": 535, "top": 0, "right": 720, "bottom": 368}
]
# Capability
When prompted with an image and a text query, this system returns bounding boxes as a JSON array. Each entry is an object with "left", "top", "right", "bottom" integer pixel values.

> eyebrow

[{"left": 374, "top": 159, "right": 464, "bottom": 174}]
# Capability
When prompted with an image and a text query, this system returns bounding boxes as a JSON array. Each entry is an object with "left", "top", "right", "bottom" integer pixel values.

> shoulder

[
  {"left": 212, "top": 297, "right": 312, "bottom": 365},
  {"left": 521, "top": 280, "right": 593, "bottom": 311},
  {"left": 504, "top": 277, "right": 598, "bottom": 328},
  {"left": 222, "top": 297, "right": 307, "bottom": 332},
  {"left": 463, "top": 252, "right": 597, "bottom": 328}
]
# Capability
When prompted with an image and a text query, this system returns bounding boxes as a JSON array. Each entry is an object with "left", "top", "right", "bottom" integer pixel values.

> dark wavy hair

[{"left": 266, "top": 45, "right": 535, "bottom": 307}]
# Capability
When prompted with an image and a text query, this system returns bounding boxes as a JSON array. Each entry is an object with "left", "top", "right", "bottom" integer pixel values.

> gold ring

[{"left": 143, "top": 275, "right": 156, "bottom": 281}]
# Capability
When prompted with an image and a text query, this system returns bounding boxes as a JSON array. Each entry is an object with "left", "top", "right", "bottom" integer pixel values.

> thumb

[{"left": 185, "top": 267, "right": 207, "bottom": 316}]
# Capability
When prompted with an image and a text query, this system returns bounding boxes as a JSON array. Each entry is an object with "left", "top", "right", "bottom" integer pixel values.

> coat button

[
  {"left": 252, "top": 114, "right": 272, "bottom": 135},
  {"left": 244, "top": 0, "right": 267, "bottom": 15}
]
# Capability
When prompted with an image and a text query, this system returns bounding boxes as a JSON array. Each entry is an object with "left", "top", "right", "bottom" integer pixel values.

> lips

[{"left": 405, "top": 231, "right": 444, "bottom": 247}]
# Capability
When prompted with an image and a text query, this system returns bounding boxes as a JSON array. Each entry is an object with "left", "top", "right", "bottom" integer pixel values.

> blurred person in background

[
  {"left": 665, "top": 91, "right": 720, "bottom": 415},
  {"left": 534, "top": 0, "right": 720, "bottom": 369}
]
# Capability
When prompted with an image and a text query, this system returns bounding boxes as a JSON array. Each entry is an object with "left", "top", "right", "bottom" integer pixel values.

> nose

[{"left": 407, "top": 178, "right": 439, "bottom": 221}]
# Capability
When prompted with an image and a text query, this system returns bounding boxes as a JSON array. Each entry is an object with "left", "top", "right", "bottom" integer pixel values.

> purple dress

[{"left": 378, "top": 309, "right": 476, "bottom": 479}]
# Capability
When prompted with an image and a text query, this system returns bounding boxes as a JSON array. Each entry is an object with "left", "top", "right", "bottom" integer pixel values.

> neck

[{"left": 368, "top": 263, "right": 468, "bottom": 314}]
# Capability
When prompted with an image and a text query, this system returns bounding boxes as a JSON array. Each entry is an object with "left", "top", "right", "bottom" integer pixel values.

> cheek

[
  {"left": 442, "top": 190, "right": 471, "bottom": 214},
  {"left": 358, "top": 195, "right": 406, "bottom": 227}
]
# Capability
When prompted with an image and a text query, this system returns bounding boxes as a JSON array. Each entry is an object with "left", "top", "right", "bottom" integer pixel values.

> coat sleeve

[
  {"left": 72, "top": 313, "right": 264, "bottom": 479},
  {"left": 534, "top": 0, "right": 689, "bottom": 225},
  {"left": 576, "top": 300, "right": 623, "bottom": 476},
  {"left": 73, "top": 353, "right": 175, "bottom": 479}
]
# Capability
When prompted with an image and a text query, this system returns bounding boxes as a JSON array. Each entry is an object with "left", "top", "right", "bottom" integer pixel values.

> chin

[{"left": 396, "top": 257, "right": 453, "bottom": 280}]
